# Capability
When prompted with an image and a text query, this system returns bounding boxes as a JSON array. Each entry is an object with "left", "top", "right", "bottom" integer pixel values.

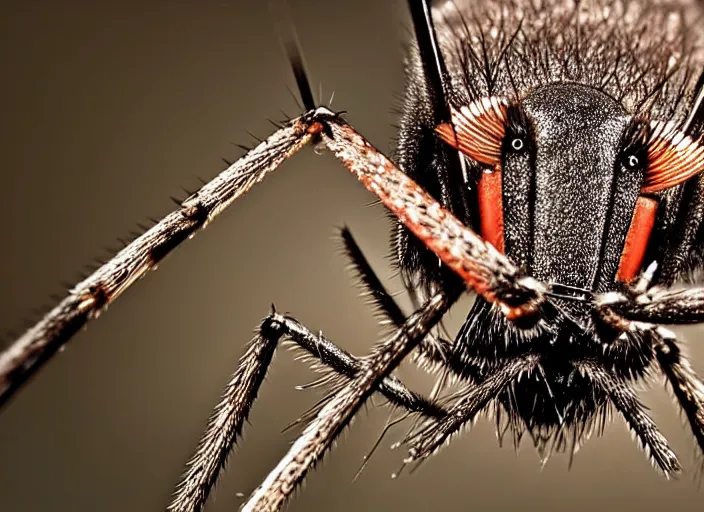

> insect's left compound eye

[
  {"left": 619, "top": 127, "right": 649, "bottom": 172},
  {"left": 434, "top": 96, "right": 509, "bottom": 167}
]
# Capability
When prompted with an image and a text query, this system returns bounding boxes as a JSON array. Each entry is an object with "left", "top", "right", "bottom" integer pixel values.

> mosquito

[{"left": 3, "top": 0, "right": 704, "bottom": 511}]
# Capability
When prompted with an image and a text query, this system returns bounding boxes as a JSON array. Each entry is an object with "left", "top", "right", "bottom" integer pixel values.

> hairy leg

[
  {"left": 583, "top": 361, "right": 682, "bottom": 475},
  {"left": 239, "top": 288, "right": 461, "bottom": 511},
  {"left": 167, "top": 306, "right": 451, "bottom": 512},
  {"left": 654, "top": 331, "right": 704, "bottom": 457},
  {"left": 403, "top": 357, "right": 536, "bottom": 462}
]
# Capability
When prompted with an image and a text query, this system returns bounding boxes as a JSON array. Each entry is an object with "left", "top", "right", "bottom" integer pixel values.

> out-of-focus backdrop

[{"left": 0, "top": 1, "right": 702, "bottom": 511}]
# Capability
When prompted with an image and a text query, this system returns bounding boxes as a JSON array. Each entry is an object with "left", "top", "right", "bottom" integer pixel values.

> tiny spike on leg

[{"left": 241, "top": 288, "right": 461, "bottom": 512}]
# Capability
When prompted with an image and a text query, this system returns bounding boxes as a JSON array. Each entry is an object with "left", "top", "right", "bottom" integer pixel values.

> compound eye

[
  {"left": 619, "top": 128, "right": 648, "bottom": 172},
  {"left": 434, "top": 96, "right": 509, "bottom": 166},
  {"left": 510, "top": 137, "right": 525, "bottom": 152}
]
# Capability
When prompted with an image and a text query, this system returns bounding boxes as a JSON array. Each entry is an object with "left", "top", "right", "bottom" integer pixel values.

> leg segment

[
  {"left": 168, "top": 308, "right": 448, "bottom": 512},
  {"left": 403, "top": 357, "right": 536, "bottom": 462},
  {"left": 584, "top": 362, "right": 682, "bottom": 475},
  {"left": 598, "top": 286, "right": 704, "bottom": 325},
  {"left": 0, "top": 113, "right": 321, "bottom": 407},
  {"left": 322, "top": 118, "right": 547, "bottom": 317},
  {"left": 654, "top": 333, "right": 704, "bottom": 457},
  {"left": 240, "top": 288, "right": 461, "bottom": 512},
  {"left": 340, "top": 227, "right": 456, "bottom": 370},
  {"left": 277, "top": 314, "right": 446, "bottom": 419}
]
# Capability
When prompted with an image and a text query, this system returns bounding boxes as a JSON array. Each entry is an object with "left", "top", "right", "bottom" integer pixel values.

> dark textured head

[
  {"left": 434, "top": 81, "right": 704, "bottom": 301},
  {"left": 505, "top": 83, "right": 634, "bottom": 291}
]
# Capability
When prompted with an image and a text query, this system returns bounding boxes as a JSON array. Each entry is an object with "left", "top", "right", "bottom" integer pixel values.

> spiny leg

[
  {"left": 598, "top": 286, "right": 704, "bottom": 457},
  {"left": 240, "top": 287, "right": 461, "bottom": 512},
  {"left": 168, "top": 308, "right": 448, "bottom": 512},
  {"left": 583, "top": 362, "right": 682, "bottom": 475},
  {"left": 340, "top": 226, "right": 456, "bottom": 369},
  {"left": 598, "top": 285, "right": 704, "bottom": 325},
  {"left": 0, "top": 113, "right": 322, "bottom": 407},
  {"left": 279, "top": 313, "right": 446, "bottom": 419},
  {"left": 321, "top": 119, "right": 546, "bottom": 315},
  {"left": 341, "top": 226, "right": 482, "bottom": 455},
  {"left": 341, "top": 225, "right": 475, "bottom": 455},
  {"left": 654, "top": 331, "right": 704, "bottom": 457},
  {"left": 403, "top": 357, "right": 536, "bottom": 462}
]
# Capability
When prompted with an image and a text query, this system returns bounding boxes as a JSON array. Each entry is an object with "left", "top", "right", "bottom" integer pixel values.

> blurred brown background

[{"left": 0, "top": 1, "right": 702, "bottom": 511}]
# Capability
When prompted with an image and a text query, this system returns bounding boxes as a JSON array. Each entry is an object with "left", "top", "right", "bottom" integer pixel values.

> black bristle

[
  {"left": 270, "top": 0, "right": 316, "bottom": 111},
  {"left": 245, "top": 131, "right": 263, "bottom": 144},
  {"left": 683, "top": 69, "right": 704, "bottom": 135},
  {"left": 406, "top": 0, "right": 452, "bottom": 124}
]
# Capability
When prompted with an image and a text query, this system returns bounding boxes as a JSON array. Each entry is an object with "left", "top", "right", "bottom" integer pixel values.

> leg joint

[{"left": 260, "top": 311, "right": 287, "bottom": 340}]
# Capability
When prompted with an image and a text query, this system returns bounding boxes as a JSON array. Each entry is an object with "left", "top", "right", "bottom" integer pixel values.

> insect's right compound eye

[
  {"left": 620, "top": 145, "right": 648, "bottom": 172},
  {"left": 434, "top": 96, "right": 510, "bottom": 167},
  {"left": 625, "top": 154, "right": 640, "bottom": 169}
]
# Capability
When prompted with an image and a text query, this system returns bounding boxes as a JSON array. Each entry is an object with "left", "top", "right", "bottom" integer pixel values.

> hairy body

[{"left": 393, "top": 0, "right": 704, "bottom": 466}]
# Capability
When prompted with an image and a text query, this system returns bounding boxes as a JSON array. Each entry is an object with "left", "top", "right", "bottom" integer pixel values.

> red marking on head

[
  {"left": 616, "top": 196, "right": 658, "bottom": 282},
  {"left": 477, "top": 169, "right": 505, "bottom": 253},
  {"left": 435, "top": 97, "right": 509, "bottom": 253}
]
